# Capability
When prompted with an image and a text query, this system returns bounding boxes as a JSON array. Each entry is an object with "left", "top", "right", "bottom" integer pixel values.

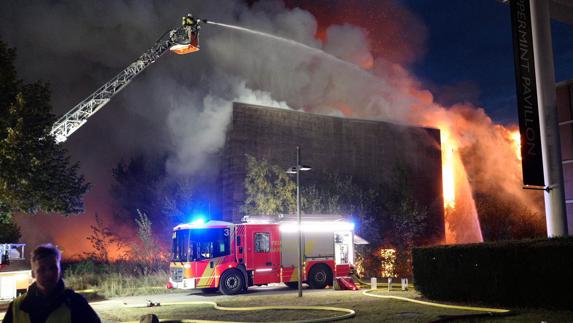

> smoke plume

[{"left": 0, "top": 0, "right": 543, "bottom": 253}]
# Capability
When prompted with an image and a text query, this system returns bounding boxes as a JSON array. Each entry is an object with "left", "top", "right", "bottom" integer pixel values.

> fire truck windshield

[{"left": 172, "top": 228, "right": 230, "bottom": 262}]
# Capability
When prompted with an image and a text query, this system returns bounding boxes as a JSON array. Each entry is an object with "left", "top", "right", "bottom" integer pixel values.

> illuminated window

[{"left": 255, "top": 233, "right": 270, "bottom": 253}]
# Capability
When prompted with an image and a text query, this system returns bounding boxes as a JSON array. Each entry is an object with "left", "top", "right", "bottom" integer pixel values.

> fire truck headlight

[{"left": 184, "top": 263, "right": 191, "bottom": 269}]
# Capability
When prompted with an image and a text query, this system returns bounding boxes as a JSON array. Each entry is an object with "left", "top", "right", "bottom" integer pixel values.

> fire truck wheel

[
  {"left": 308, "top": 264, "right": 332, "bottom": 289},
  {"left": 219, "top": 269, "right": 244, "bottom": 295}
]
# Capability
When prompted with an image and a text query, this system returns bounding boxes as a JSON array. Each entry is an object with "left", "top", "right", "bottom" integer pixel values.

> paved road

[{"left": 92, "top": 284, "right": 322, "bottom": 309}]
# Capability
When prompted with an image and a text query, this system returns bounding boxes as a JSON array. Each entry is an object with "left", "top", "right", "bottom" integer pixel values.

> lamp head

[{"left": 286, "top": 167, "right": 297, "bottom": 174}]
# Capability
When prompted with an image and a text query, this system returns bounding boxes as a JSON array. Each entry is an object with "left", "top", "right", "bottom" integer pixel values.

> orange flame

[
  {"left": 429, "top": 118, "right": 483, "bottom": 244},
  {"left": 510, "top": 131, "right": 521, "bottom": 161},
  {"left": 441, "top": 130, "right": 456, "bottom": 210}
]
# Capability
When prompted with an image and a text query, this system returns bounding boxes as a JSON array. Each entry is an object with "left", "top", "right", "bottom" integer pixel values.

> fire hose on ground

[
  {"left": 362, "top": 290, "right": 514, "bottom": 321},
  {"left": 111, "top": 288, "right": 512, "bottom": 323},
  {"left": 1, "top": 289, "right": 514, "bottom": 323},
  {"left": 362, "top": 289, "right": 510, "bottom": 313},
  {"left": 354, "top": 274, "right": 513, "bottom": 321},
  {"left": 119, "top": 301, "right": 356, "bottom": 323}
]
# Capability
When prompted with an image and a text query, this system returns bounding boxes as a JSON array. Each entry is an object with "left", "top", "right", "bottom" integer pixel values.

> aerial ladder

[{"left": 50, "top": 14, "right": 207, "bottom": 143}]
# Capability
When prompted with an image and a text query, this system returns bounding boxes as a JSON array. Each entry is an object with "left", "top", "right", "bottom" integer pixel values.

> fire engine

[
  {"left": 167, "top": 215, "right": 365, "bottom": 295},
  {"left": 43, "top": 12, "right": 366, "bottom": 296}
]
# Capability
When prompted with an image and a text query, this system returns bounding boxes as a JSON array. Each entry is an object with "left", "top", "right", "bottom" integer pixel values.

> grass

[
  {"left": 63, "top": 259, "right": 182, "bottom": 298},
  {"left": 5, "top": 259, "right": 570, "bottom": 322},
  {"left": 70, "top": 272, "right": 173, "bottom": 298},
  {"left": 91, "top": 288, "right": 573, "bottom": 323},
  {"left": 3, "top": 280, "right": 573, "bottom": 322}
]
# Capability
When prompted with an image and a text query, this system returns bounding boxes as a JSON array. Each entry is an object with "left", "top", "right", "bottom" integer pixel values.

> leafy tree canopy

[
  {"left": 111, "top": 154, "right": 166, "bottom": 223},
  {"left": 0, "top": 219, "right": 21, "bottom": 243},
  {"left": 380, "top": 164, "right": 428, "bottom": 247},
  {"left": 242, "top": 155, "right": 296, "bottom": 216},
  {"left": 242, "top": 156, "right": 430, "bottom": 277},
  {"left": 111, "top": 154, "right": 205, "bottom": 238},
  {"left": 475, "top": 193, "right": 545, "bottom": 241},
  {"left": 0, "top": 41, "right": 89, "bottom": 222}
]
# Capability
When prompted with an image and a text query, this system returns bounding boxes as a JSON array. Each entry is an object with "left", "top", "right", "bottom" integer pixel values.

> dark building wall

[
  {"left": 556, "top": 80, "right": 573, "bottom": 235},
  {"left": 219, "top": 103, "right": 444, "bottom": 243}
]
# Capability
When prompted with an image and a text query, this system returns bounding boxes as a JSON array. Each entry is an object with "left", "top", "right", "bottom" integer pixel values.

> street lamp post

[{"left": 286, "top": 146, "right": 311, "bottom": 297}]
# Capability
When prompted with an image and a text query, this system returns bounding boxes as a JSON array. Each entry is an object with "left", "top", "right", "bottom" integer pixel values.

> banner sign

[{"left": 510, "top": 0, "right": 545, "bottom": 186}]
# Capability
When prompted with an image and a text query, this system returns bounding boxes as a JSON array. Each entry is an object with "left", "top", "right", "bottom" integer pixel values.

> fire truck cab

[{"left": 168, "top": 216, "right": 363, "bottom": 295}]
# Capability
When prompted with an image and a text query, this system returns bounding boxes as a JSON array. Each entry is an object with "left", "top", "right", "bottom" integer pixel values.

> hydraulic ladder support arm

[{"left": 50, "top": 14, "right": 205, "bottom": 143}]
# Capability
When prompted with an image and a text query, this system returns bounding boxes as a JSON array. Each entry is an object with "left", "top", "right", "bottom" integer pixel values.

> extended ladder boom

[{"left": 50, "top": 14, "right": 204, "bottom": 143}]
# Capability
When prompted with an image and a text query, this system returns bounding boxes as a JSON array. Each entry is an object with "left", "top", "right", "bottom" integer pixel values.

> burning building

[{"left": 219, "top": 102, "right": 444, "bottom": 244}]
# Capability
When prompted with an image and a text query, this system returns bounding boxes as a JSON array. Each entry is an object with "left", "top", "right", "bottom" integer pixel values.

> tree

[
  {"left": 134, "top": 210, "right": 155, "bottom": 259},
  {"left": 84, "top": 213, "right": 125, "bottom": 263},
  {"left": 160, "top": 176, "right": 203, "bottom": 226},
  {"left": 110, "top": 155, "right": 166, "bottom": 224},
  {"left": 0, "top": 219, "right": 21, "bottom": 243},
  {"left": 242, "top": 155, "right": 296, "bottom": 216},
  {"left": 129, "top": 210, "right": 165, "bottom": 275},
  {"left": 301, "top": 172, "right": 382, "bottom": 244},
  {"left": 475, "top": 193, "right": 545, "bottom": 241},
  {"left": 110, "top": 154, "right": 204, "bottom": 240},
  {"left": 241, "top": 156, "right": 429, "bottom": 277},
  {"left": 380, "top": 164, "right": 428, "bottom": 278},
  {"left": 302, "top": 173, "right": 354, "bottom": 214},
  {"left": 242, "top": 156, "right": 386, "bottom": 276},
  {"left": 0, "top": 41, "right": 89, "bottom": 222}
]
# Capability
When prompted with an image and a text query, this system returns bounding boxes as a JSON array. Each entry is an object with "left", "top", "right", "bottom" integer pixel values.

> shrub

[{"left": 412, "top": 237, "right": 573, "bottom": 308}]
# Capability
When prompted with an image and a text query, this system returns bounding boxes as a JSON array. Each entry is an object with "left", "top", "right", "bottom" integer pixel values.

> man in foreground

[{"left": 2, "top": 243, "right": 100, "bottom": 323}]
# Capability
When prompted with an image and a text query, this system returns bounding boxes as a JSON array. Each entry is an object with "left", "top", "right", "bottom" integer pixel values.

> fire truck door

[{"left": 248, "top": 226, "right": 280, "bottom": 285}]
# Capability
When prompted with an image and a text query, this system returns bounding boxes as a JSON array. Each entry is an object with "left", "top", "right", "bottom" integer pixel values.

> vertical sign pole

[
  {"left": 530, "top": 0, "right": 568, "bottom": 236},
  {"left": 511, "top": 0, "right": 568, "bottom": 236},
  {"left": 297, "top": 146, "right": 303, "bottom": 297}
]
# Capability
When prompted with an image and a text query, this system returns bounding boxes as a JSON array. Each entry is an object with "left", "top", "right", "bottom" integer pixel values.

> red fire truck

[{"left": 167, "top": 216, "right": 363, "bottom": 295}]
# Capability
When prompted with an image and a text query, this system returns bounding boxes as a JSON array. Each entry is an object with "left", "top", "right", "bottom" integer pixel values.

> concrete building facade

[{"left": 219, "top": 103, "right": 445, "bottom": 243}]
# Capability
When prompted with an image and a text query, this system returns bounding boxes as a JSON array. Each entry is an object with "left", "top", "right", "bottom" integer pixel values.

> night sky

[
  {"left": 403, "top": 0, "right": 573, "bottom": 124},
  {"left": 1, "top": 0, "right": 571, "bottom": 254},
  {"left": 290, "top": 0, "right": 573, "bottom": 124}
]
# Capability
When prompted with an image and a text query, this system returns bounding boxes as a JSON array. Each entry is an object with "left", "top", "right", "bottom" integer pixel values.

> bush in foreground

[{"left": 412, "top": 237, "right": 573, "bottom": 308}]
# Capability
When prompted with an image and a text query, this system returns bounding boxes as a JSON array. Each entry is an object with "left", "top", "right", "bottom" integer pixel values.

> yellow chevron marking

[
  {"left": 289, "top": 267, "right": 298, "bottom": 282},
  {"left": 208, "top": 258, "right": 224, "bottom": 287},
  {"left": 198, "top": 258, "right": 222, "bottom": 287}
]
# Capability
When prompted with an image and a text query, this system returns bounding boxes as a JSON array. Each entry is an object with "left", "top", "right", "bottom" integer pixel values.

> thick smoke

[
  {"left": 0, "top": 0, "right": 542, "bottom": 253},
  {"left": 165, "top": 80, "right": 289, "bottom": 175}
]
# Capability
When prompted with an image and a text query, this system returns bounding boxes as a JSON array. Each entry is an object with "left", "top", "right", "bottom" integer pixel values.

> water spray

[{"left": 205, "top": 20, "right": 376, "bottom": 78}]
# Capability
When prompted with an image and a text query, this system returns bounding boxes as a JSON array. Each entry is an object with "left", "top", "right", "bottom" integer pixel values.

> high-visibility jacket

[
  {"left": 3, "top": 282, "right": 100, "bottom": 323},
  {"left": 10, "top": 293, "right": 71, "bottom": 323}
]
